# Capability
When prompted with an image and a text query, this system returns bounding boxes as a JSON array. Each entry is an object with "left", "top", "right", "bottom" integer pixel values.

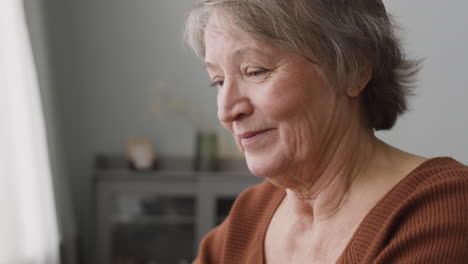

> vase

[{"left": 194, "top": 131, "right": 219, "bottom": 171}]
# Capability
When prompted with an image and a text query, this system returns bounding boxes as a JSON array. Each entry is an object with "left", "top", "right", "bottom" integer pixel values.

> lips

[{"left": 238, "top": 128, "right": 274, "bottom": 143}]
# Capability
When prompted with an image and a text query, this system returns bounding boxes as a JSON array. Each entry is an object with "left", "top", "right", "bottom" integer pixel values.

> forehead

[
  {"left": 204, "top": 15, "right": 281, "bottom": 66},
  {"left": 204, "top": 15, "right": 261, "bottom": 50}
]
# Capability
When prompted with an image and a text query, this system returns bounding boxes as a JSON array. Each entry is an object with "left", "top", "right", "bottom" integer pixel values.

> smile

[{"left": 239, "top": 128, "right": 275, "bottom": 145}]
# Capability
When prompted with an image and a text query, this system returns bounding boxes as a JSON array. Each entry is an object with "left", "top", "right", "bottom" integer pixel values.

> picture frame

[{"left": 126, "top": 137, "right": 156, "bottom": 170}]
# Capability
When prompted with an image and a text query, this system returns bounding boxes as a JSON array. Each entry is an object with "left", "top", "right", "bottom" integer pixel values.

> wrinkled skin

[{"left": 204, "top": 16, "right": 369, "bottom": 197}]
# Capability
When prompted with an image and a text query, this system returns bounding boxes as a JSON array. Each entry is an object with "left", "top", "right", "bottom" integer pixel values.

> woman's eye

[
  {"left": 246, "top": 69, "right": 267, "bottom": 77},
  {"left": 210, "top": 80, "right": 224, "bottom": 88}
]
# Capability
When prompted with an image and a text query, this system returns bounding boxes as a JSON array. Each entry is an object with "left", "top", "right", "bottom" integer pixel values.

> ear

[{"left": 346, "top": 69, "right": 372, "bottom": 98}]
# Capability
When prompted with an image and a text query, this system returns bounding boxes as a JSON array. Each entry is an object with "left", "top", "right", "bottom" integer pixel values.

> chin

[
  {"left": 246, "top": 160, "right": 295, "bottom": 191},
  {"left": 244, "top": 151, "right": 286, "bottom": 179},
  {"left": 243, "top": 146, "right": 307, "bottom": 190}
]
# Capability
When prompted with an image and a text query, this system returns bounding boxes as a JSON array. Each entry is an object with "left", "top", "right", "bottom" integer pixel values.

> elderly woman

[{"left": 184, "top": 0, "right": 468, "bottom": 263}]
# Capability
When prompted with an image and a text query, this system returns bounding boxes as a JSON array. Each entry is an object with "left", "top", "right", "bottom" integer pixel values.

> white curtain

[{"left": 0, "top": 0, "right": 60, "bottom": 264}]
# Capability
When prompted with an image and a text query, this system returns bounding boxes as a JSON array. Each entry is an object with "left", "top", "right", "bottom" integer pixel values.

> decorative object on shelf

[
  {"left": 126, "top": 137, "right": 157, "bottom": 170},
  {"left": 194, "top": 131, "right": 219, "bottom": 171}
]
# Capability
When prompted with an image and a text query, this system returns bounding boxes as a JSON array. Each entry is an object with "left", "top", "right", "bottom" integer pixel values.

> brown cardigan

[{"left": 193, "top": 157, "right": 468, "bottom": 263}]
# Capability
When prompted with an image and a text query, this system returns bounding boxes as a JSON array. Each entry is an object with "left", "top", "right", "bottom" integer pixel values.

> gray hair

[{"left": 184, "top": 0, "right": 421, "bottom": 130}]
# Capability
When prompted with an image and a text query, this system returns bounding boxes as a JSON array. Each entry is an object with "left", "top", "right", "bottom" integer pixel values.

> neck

[{"left": 286, "top": 121, "right": 378, "bottom": 221}]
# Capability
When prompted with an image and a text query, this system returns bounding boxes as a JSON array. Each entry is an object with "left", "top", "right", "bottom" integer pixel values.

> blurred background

[{"left": 4, "top": 0, "right": 467, "bottom": 263}]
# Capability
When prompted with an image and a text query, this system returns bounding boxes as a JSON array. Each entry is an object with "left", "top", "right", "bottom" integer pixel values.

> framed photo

[{"left": 126, "top": 137, "right": 156, "bottom": 170}]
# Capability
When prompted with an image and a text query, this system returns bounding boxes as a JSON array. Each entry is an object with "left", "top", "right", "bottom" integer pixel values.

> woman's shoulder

[
  {"left": 378, "top": 156, "right": 468, "bottom": 222},
  {"left": 416, "top": 156, "right": 468, "bottom": 174},
  {"left": 347, "top": 157, "right": 468, "bottom": 263},
  {"left": 399, "top": 157, "right": 468, "bottom": 191}
]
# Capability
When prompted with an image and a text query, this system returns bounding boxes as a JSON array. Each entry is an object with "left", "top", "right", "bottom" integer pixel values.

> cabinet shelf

[
  {"left": 112, "top": 215, "right": 195, "bottom": 225},
  {"left": 93, "top": 155, "right": 261, "bottom": 264}
]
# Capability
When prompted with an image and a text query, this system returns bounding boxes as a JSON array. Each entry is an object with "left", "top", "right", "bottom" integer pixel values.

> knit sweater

[{"left": 193, "top": 157, "right": 468, "bottom": 264}]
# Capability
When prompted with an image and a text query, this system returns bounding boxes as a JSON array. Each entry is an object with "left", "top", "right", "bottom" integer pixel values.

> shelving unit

[{"left": 93, "top": 156, "right": 261, "bottom": 264}]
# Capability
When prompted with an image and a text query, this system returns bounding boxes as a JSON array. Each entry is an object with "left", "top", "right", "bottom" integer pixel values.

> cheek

[
  {"left": 261, "top": 88, "right": 313, "bottom": 125},
  {"left": 255, "top": 83, "right": 320, "bottom": 154},
  {"left": 257, "top": 72, "right": 320, "bottom": 121},
  {"left": 262, "top": 65, "right": 336, "bottom": 123},
  {"left": 280, "top": 115, "right": 320, "bottom": 157},
  {"left": 258, "top": 89, "right": 298, "bottom": 121}
]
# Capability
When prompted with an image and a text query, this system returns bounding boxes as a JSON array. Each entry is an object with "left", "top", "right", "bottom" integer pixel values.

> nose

[{"left": 217, "top": 79, "right": 253, "bottom": 123}]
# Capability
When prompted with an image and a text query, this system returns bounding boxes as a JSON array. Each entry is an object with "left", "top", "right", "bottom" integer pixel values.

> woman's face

[{"left": 204, "top": 18, "right": 356, "bottom": 185}]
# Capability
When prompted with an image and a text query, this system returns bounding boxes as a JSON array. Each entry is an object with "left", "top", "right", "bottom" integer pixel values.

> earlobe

[{"left": 347, "top": 69, "right": 372, "bottom": 97}]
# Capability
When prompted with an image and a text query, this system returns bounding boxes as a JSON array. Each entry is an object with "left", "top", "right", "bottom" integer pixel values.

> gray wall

[
  {"left": 41, "top": 0, "right": 232, "bottom": 262},
  {"left": 36, "top": 0, "right": 468, "bottom": 262},
  {"left": 378, "top": 0, "right": 468, "bottom": 162}
]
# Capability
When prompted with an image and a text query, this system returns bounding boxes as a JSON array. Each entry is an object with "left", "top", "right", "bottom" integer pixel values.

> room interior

[{"left": 16, "top": 0, "right": 468, "bottom": 263}]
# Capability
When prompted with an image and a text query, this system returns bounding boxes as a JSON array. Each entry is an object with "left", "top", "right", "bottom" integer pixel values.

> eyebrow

[
  {"left": 204, "top": 61, "right": 217, "bottom": 70},
  {"left": 204, "top": 46, "right": 269, "bottom": 69}
]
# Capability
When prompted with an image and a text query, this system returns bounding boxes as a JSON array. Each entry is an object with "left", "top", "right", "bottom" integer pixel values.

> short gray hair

[{"left": 184, "top": 0, "right": 421, "bottom": 130}]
